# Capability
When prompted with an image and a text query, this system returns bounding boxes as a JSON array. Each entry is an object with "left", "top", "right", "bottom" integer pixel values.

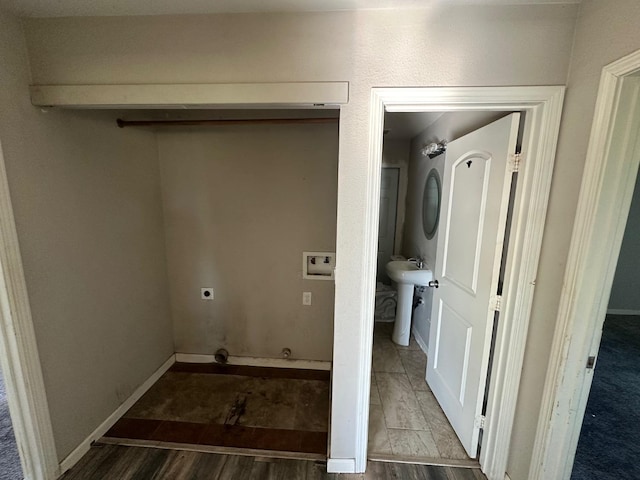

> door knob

[{"left": 428, "top": 280, "right": 439, "bottom": 288}]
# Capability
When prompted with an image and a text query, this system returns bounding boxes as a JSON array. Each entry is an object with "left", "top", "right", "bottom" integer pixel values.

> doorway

[
  {"left": 358, "top": 87, "right": 565, "bottom": 479},
  {"left": 370, "top": 111, "right": 521, "bottom": 466},
  {"left": 571, "top": 169, "right": 640, "bottom": 479},
  {"left": 531, "top": 52, "right": 640, "bottom": 480}
]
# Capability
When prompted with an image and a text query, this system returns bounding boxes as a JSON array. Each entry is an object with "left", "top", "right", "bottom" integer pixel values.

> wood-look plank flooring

[
  {"left": 61, "top": 444, "right": 487, "bottom": 479},
  {"left": 105, "top": 362, "right": 329, "bottom": 455}
]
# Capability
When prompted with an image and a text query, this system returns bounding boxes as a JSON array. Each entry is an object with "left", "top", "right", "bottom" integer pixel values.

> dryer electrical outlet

[{"left": 201, "top": 288, "right": 214, "bottom": 300}]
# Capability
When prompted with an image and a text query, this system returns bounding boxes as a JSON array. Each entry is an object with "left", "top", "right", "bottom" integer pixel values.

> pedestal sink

[{"left": 385, "top": 260, "right": 433, "bottom": 346}]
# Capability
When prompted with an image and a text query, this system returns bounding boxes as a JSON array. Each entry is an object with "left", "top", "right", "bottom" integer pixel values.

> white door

[
  {"left": 377, "top": 167, "right": 399, "bottom": 283},
  {"left": 426, "top": 113, "right": 520, "bottom": 458}
]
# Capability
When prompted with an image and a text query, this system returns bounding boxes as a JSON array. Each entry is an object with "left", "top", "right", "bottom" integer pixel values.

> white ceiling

[{"left": 0, "top": 0, "right": 580, "bottom": 18}]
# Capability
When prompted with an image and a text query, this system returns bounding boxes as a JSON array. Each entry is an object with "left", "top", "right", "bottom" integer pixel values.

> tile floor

[
  {"left": 104, "top": 363, "right": 330, "bottom": 456},
  {"left": 369, "top": 322, "right": 473, "bottom": 464}
]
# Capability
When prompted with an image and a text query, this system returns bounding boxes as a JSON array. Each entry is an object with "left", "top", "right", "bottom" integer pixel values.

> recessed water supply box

[{"left": 303, "top": 252, "right": 336, "bottom": 280}]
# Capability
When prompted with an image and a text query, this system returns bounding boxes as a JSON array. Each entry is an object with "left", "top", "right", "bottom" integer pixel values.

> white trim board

[
  {"left": 327, "top": 458, "right": 356, "bottom": 473},
  {"left": 175, "top": 353, "right": 331, "bottom": 371},
  {"left": 58, "top": 355, "right": 175, "bottom": 475},
  {"left": 349, "top": 86, "right": 564, "bottom": 478},
  {"left": 0, "top": 140, "right": 59, "bottom": 480},
  {"left": 411, "top": 325, "right": 429, "bottom": 356},
  {"left": 530, "top": 49, "right": 640, "bottom": 480},
  {"left": 30, "top": 82, "right": 349, "bottom": 109}
]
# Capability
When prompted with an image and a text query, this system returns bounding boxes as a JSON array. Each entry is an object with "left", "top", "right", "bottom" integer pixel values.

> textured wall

[
  {"left": 157, "top": 124, "right": 338, "bottom": 361},
  {"left": 509, "top": 2, "right": 640, "bottom": 479},
  {"left": 19, "top": 5, "right": 579, "bottom": 469},
  {"left": 0, "top": 10, "right": 173, "bottom": 460}
]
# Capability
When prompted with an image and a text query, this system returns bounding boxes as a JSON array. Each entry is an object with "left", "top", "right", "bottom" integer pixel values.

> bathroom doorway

[{"left": 370, "top": 110, "right": 521, "bottom": 465}]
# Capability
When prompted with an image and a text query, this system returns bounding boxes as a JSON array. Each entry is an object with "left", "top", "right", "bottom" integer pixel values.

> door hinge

[
  {"left": 490, "top": 295, "right": 502, "bottom": 312},
  {"left": 586, "top": 356, "right": 596, "bottom": 369},
  {"left": 510, "top": 153, "right": 522, "bottom": 172},
  {"left": 475, "top": 414, "right": 486, "bottom": 429}
]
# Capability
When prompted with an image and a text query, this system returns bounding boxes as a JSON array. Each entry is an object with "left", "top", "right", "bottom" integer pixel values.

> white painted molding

[
  {"left": 0, "top": 141, "right": 59, "bottom": 480},
  {"left": 529, "top": 49, "right": 640, "bottom": 480},
  {"left": 411, "top": 325, "right": 429, "bottom": 356},
  {"left": 606, "top": 309, "right": 640, "bottom": 316},
  {"left": 30, "top": 82, "right": 349, "bottom": 108},
  {"left": 327, "top": 458, "right": 356, "bottom": 473},
  {"left": 175, "top": 353, "right": 331, "bottom": 371},
  {"left": 58, "top": 355, "right": 175, "bottom": 475},
  {"left": 355, "top": 86, "right": 565, "bottom": 480}
]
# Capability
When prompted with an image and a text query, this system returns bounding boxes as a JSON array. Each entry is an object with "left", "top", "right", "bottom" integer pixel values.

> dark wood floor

[
  {"left": 60, "top": 444, "right": 487, "bottom": 479},
  {"left": 105, "top": 362, "right": 330, "bottom": 456}
]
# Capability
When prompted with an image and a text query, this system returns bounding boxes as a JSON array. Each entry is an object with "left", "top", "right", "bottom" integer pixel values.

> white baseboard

[
  {"left": 327, "top": 457, "right": 356, "bottom": 473},
  {"left": 412, "top": 326, "right": 429, "bottom": 356},
  {"left": 58, "top": 354, "right": 176, "bottom": 474},
  {"left": 174, "top": 353, "right": 331, "bottom": 371},
  {"left": 607, "top": 308, "right": 640, "bottom": 316}
]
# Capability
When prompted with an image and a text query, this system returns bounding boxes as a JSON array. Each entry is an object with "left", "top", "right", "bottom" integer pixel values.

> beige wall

[
  {"left": 157, "top": 124, "right": 338, "bottom": 360},
  {"left": 0, "top": 10, "right": 174, "bottom": 460},
  {"left": 509, "top": 2, "right": 640, "bottom": 479},
  {"left": 17, "top": 5, "right": 580, "bottom": 468}
]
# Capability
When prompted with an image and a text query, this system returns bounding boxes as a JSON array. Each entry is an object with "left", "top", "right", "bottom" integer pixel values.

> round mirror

[{"left": 422, "top": 169, "right": 441, "bottom": 240}]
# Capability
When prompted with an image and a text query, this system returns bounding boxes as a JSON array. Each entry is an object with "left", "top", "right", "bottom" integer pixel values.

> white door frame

[
  {"left": 529, "top": 50, "right": 640, "bottom": 480},
  {"left": 360, "top": 86, "right": 564, "bottom": 479},
  {"left": 0, "top": 141, "right": 59, "bottom": 479}
]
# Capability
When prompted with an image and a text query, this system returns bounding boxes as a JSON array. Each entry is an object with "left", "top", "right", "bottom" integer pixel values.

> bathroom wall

[
  {"left": 403, "top": 112, "right": 510, "bottom": 350},
  {"left": 0, "top": 9, "right": 173, "bottom": 461},
  {"left": 157, "top": 123, "right": 338, "bottom": 361},
  {"left": 19, "top": 5, "right": 579, "bottom": 468},
  {"left": 608, "top": 172, "right": 640, "bottom": 313},
  {"left": 382, "top": 139, "right": 410, "bottom": 258},
  {"left": 377, "top": 138, "right": 410, "bottom": 284}
]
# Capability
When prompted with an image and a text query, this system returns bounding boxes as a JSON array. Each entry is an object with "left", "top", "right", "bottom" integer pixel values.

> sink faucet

[{"left": 409, "top": 256, "right": 425, "bottom": 269}]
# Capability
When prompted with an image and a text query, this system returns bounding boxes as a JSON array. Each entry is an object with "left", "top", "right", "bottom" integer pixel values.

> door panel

[
  {"left": 443, "top": 152, "right": 492, "bottom": 294},
  {"left": 432, "top": 299, "right": 473, "bottom": 405},
  {"left": 426, "top": 113, "right": 520, "bottom": 458}
]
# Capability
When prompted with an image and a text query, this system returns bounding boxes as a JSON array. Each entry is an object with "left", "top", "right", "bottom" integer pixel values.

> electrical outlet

[
  {"left": 201, "top": 288, "right": 214, "bottom": 300},
  {"left": 302, "top": 292, "right": 312, "bottom": 305}
]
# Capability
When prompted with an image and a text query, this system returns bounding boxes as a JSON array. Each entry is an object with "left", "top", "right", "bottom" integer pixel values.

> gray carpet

[
  {"left": 0, "top": 371, "right": 22, "bottom": 480},
  {"left": 571, "top": 315, "right": 640, "bottom": 480}
]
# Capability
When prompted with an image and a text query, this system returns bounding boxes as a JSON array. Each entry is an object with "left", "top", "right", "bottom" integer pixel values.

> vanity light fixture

[{"left": 420, "top": 141, "right": 447, "bottom": 159}]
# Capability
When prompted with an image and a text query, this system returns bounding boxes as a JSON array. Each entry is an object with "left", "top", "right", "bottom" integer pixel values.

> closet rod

[{"left": 116, "top": 117, "right": 339, "bottom": 128}]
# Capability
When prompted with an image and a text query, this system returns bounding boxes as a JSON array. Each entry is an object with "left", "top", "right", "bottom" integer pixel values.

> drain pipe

[
  {"left": 413, "top": 286, "right": 426, "bottom": 309},
  {"left": 214, "top": 348, "right": 229, "bottom": 364}
]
